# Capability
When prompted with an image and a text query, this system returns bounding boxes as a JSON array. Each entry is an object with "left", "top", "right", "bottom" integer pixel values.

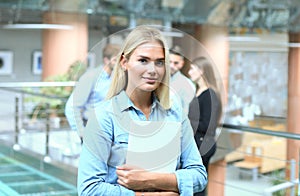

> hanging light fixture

[{"left": 0, "top": 23, "right": 73, "bottom": 30}]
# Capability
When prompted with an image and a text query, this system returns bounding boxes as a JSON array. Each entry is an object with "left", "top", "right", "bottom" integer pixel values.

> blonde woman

[{"left": 77, "top": 26, "right": 207, "bottom": 196}]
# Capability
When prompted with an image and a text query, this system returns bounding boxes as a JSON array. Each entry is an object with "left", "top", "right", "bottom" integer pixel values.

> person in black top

[{"left": 188, "top": 56, "right": 223, "bottom": 196}]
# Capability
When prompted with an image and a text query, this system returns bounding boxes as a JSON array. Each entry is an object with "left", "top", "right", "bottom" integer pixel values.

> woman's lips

[{"left": 143, "top": 77, "right": 157, "bottom": 83}]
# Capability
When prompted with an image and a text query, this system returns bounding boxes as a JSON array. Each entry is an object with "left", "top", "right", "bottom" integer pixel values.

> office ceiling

[{"left": 0, "top": 0, "right": 300, "bottom": 33}]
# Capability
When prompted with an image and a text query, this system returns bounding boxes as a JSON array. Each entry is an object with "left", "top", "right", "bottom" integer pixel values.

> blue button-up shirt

[{"left": 77, "top": 90, "right": 207, "bottom": 195}]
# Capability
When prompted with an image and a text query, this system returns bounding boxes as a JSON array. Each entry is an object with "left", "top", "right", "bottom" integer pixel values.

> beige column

[
  {"left": 287, "top": 33, "right": 300, "bottom": 176},
  {"left": 42, "top": 0, "right": 88, "bottom": 80},
  {"left": 194, "top": 24, "right": 229, "bottom": 196}
]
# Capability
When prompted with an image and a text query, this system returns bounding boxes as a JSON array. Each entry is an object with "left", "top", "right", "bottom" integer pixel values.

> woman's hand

[
  {"left": 116, "top": 164, "right": 149, "bottom": 190},
  {"left": 117, "top": 164, "right": 179, "bottom": 194}
]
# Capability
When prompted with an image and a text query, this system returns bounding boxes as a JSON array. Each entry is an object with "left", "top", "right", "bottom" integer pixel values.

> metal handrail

[
  {"left": 2, "top": 83, "right": 299, "bottom": 195},
  {"left": 222, "top": 123, "right": 300, "bottom": 140},
  {"left": 221, "top": 123, "right": 299, "bottom": 196},
  {"left": 0, "top": 82, "right": 76, "bottom": 100}
]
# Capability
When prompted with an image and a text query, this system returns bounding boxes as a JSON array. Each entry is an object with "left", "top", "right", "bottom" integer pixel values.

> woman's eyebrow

[
  {"left": 137, "top": 55, "right": 150, "bottom": 59},
  {"left": 137, "top": 55, "right": 165, "bottom": 61}
]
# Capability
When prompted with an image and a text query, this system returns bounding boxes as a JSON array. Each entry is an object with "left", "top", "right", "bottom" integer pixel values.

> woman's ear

[{"left": 120, "top": 55, "right": 127, "bottom": 71}]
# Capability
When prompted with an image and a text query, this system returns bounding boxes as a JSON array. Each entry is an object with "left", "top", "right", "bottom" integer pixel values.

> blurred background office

[{"left": 0, "top": 0, "right": 299, "bottom": 195}]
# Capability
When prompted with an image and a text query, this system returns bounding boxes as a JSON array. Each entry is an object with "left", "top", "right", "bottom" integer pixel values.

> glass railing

[{"left": 0, "top": 82, "right": 299, "bottom": 195}]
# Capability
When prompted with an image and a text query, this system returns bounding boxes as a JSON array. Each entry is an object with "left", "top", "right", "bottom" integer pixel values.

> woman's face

[
  {"left": 188, "top": 64, "right": 202, "bottom": 83},
  {"left": 122, "top": 41, "right": 165, "bottom": 93}
]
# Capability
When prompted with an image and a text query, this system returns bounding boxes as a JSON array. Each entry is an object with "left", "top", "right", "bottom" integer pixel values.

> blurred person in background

[
  {"left": 169, "top": 45, "right": 196, "bottom": 114},
  {"left": 64, "top": 43, "right": 120, "bottom": 143},
  {"left": 188, "top": 56, "right": 223, "bottom": 196}
]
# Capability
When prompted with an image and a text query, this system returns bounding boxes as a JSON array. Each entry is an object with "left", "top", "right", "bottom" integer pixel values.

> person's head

[
  {"left": 106, "top": 26, "right": 171, "bottom": 109},
  {"left": 189, "top": 56, "right": 218, "bottom": 90},
  {"left": 169, "top": 45, "right": 185, "bottom": 75},
  {"left": 102, "top": 43, "right": 121, "bottom": 69},
  {"left": 190, "top": 56, "right": 223, "bottom": 123}
]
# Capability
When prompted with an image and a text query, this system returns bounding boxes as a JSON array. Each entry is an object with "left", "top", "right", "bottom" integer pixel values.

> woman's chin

[{"left": 142, "top": 85, "right": 159, "bottom": 92}]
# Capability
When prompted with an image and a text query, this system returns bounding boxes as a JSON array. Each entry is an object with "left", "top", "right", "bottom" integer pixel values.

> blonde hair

[{"left": 106, "top": 26, "right": 171, "bottom": 109}]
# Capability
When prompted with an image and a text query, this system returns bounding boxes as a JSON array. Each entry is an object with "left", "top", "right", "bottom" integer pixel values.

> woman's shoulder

[
  {"left": 199, "top": 88, "right": 216, "bottom": 98},
  {"left": 93, "top": 93, "right": 124, "bottom": 114},
  {"left": 93, "top": 98, "right": 113, "bottom": 113},
  {"left": 167, "top": 101, "right": 186, "bottom": 121}
]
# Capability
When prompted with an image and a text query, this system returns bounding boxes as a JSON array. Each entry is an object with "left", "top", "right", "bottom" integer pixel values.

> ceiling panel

[{"left": 0, "top": 0, "right": 299, "bottom": 33}]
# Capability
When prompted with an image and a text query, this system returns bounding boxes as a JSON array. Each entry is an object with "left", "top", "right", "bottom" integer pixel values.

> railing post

[
  {"left": 13, "top": 96, "right": 20, "bottom": 151},
  {"left": 15, "top": 97, "right": 19, "bottom": 144},
  {"left": 290, "top": 159, "right": 296, "bottom": 196},
  {"left": 21, "top": 92, "right": 24, "bottom": 128},
  {"left": 298, "top": 151, "right": 300, "bottom": 196},
  {"left": 44, "top": 103, "right": 51, "bottom": 162}
]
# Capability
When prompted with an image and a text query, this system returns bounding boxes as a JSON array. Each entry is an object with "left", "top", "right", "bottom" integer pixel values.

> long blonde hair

[{"left": 106, "top": 26, "right": 171, "bottom": 109}]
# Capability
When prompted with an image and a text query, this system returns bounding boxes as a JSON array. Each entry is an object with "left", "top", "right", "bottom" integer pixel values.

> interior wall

[
  {"left": 227, "top": 33, "right": 289, "bottom": 119},
  {"left": 0, "top": 29, "right": 42, "bottom": 82},
  {"left": 0, "top": 28, "right": 106, "bottom": 82}
]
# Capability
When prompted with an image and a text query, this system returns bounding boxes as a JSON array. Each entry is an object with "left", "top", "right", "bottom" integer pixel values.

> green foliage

[
  {"left": 67, "top": 60, "right": 87, "bottom": 81},
  {"left": 25, "top": 60, "right": 87, "bottom": 119},
  {"left": 270, "top": 170, "right": 286, "bottom": 196}
]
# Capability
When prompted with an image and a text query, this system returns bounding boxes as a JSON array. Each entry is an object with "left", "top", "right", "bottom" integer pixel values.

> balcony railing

[{"left": 0, "top": 82, "right": 299, "bottom": 195}]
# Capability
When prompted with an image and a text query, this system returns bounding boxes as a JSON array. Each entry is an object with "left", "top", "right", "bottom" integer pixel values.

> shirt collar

[{"left": 117, "top": 90, "right": 161, "bottom": 112}]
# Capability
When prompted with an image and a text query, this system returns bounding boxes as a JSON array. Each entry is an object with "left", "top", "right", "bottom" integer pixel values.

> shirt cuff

[{"left": 175, "top": 170, "right": 194, "bottom": 195}]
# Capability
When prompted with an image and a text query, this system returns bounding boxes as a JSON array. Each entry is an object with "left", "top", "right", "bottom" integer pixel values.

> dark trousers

[{"left": 194, "top": 142, "right": 217, "bottom": 196}]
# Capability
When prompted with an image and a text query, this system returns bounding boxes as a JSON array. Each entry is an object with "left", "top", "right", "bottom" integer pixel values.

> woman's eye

[
  {"left": 155, "top": 60, "right": 164, "bottom": 67},
  {"left": 139, "top": 59, "right": 148, "bottom": 64}
]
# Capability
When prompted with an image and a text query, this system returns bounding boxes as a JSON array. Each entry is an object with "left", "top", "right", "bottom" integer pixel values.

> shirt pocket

[{"left": 108, "top": 133, "right": 128, "bottom": 167}]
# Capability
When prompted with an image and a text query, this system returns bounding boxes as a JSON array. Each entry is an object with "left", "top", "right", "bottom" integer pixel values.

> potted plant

[{"left": 24, "top": 61, "right": 87, "bottom": 128}]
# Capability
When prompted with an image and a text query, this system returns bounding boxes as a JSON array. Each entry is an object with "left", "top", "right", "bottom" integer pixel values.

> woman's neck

[
  {"left": 126, "top": 90, "right": 152, "bottom": 119},
  {"left": 196, "top": 78, "right": 208, "bottom": 96}
]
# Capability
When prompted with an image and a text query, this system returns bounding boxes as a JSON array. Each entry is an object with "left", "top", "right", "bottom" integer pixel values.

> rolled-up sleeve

[
  {"left": 77, "top": 146, "right": 135, "bottom": 196},
  {"left": 77, "top": 107, "right": 135, "bottom": 196}
]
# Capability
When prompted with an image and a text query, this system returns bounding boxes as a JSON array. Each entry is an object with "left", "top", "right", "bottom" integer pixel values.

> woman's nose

[{"left": 146, "top": 61, "right": 156, "bottom": 72}]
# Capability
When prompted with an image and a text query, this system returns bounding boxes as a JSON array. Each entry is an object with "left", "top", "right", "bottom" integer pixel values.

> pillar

[
  {"left": 194, "top": 24, "right": 229, "bottom": 196},
  {"left": 287, "top": 33, "right": 300, "bottom": 177},
  {"left": 42, "top": 0, "right": 88, "bottom": 80}
]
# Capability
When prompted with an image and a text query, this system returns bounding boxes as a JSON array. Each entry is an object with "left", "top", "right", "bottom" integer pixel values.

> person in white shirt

[{"left": 169, "top": 45, "right": 196, "bottom": 114}]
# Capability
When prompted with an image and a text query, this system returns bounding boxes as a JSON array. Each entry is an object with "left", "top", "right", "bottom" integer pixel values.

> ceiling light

[
  {"left": 161, "top": 31, "right": 184, "bottom": 37},
  {"left": 227, "top": 36, "right": 261, "bottom": 42},
  {"left": 86, "top": 8, "right": 93, "bottom": 14},
  {"left": 0, "top": 24, "right": 73, "bottom": 30}
]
